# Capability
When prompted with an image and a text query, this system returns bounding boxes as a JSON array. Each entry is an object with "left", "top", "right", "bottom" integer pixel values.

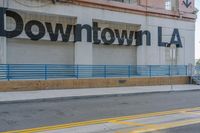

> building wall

[
  {"left": 138, "top": 16, "right": 195, "bottom": 65},
  {"left": 7, "top": 39, "right": 74, "bottom": 64},
  {"left": 0, "top": 0, "right": 196, "bottom": 65},
  {"left": 140, "top": 0, "right": 165, "bottom": 9},
  {"left": 93, "top": 45, "right": 137, "bottom": 65}
]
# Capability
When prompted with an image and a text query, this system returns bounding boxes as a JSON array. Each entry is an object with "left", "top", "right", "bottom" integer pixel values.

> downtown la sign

[{"left": 0, "top": 8, "right": 183, "bottom": 48}]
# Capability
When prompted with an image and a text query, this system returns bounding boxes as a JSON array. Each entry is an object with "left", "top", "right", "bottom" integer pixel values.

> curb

[{"left": 0, "top": 89, "right": 200, "bottom": 104}]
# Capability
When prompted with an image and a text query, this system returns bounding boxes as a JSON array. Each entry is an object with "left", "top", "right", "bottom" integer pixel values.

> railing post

[
  {"left": 186, "top": 65, "right": 188, "bottom": 76},
  {"left": 128, "top": 65, "right": 131, "bottom": 78},
  {"left": 76, "top": 65, "right": 79, "bottom": 79},
  {"left": 149, "top": 65, "right": 151, "bottom": 77},
  {"left": 7, "top": 64, "right": 10, "bottom": 81},
  {"left": 104, "top": 65, "right": 106, "bottom": 78},
  {"left": 45, "top": 64, "right": 47, "bottom": 80},
  {"left": 169, "top": 65, "right": 171, "bottom": 76}
]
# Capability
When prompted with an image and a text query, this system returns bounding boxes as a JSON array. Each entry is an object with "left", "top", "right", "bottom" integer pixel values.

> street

[{"left": 1, "top": 90, "right": 200, "bottom": 132}]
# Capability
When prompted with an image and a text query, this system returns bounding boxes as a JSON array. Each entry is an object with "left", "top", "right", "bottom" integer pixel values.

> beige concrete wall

[{"left": 0, "top": 77, "right": 189, "bottom": 92}]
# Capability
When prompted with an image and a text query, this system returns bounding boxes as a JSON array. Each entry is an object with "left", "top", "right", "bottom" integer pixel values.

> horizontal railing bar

[{"left": 0, "top": 64, "right": 189, "bottom": 81}]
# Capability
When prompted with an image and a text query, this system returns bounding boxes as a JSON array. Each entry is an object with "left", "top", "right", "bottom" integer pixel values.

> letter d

[{"left": 0, "top": 7, "right": 23, "bottom": 38}]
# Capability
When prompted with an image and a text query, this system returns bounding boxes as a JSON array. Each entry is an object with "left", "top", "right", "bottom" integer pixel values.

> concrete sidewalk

[{"left": 0, "top": 85, "right": 200, "bottom": 103}]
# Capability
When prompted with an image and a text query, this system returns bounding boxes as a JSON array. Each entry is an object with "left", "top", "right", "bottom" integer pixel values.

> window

[
  {"left": 165, "top": 0, "right": 172, "bottom": 10},
  {"left": 165, "top": 0, "right": 178, "bottom": 11}
]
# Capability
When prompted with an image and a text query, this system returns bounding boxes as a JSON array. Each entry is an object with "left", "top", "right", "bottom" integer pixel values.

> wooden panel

[{"left": 0, "top": 77, "right": 190, "bottom": 92}]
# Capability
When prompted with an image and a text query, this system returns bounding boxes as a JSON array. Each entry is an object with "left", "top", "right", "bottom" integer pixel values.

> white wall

[
  {"left": 93, "top": 45, "right": 137, "bottom": 65},
  {"left": 140, "top": 16, "right": 195, "bottom": 65},
  {"left": 7, "top": 39, "right": 74, "bottom": 64}
]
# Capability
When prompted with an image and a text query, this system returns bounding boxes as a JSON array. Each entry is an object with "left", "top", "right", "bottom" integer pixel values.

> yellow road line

[
  {"left": 2, "top": 106, "right": 200, "bottom": 133},
  {"left": 109, "top": 120, "right": 155, "bottom": 127},
  {"left": 131, "top": 118, "right": 200, "bottom": 133},
  {"left": 180, "top": 110, "right": 200, "bottom": 115}
]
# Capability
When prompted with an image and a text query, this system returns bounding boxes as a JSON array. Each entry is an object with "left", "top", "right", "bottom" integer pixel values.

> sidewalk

[{"left": 0, "top": 85, "right": 200, "bottom": 103}]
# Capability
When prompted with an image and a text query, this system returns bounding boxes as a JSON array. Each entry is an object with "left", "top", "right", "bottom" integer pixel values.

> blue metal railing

[
  {"left": 0, "top": 64, "right": 188, "bottom": 81},
  {"left": 195, "top": 65, "right": 200, "bottom": 74}
]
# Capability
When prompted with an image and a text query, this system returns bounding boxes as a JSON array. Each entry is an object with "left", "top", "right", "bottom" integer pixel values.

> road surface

[{"left": 1, "top": 90, "right": 200, "bottom": 132}]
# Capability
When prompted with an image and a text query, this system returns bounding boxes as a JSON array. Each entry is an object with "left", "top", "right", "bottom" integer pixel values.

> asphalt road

[{"left": 1, "top": 91, "right": 200, "bottom": 132}]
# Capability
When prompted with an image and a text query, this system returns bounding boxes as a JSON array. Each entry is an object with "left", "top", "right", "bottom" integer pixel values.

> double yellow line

[
  {"left": 130, "top": 118, "right": 200, "bottom": 133},
  {"left": 2, "top": 106, "right": 200, "bottom": 133}
]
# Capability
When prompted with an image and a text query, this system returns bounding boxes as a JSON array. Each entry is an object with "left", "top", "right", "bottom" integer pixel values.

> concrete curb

[{"left": 1, "top": 89, "right": 200, "bottom": 104}]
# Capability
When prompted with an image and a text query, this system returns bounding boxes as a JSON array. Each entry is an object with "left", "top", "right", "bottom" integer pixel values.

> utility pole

[{"left": 170, "top": 44, "right": 176, "bottom": 91}]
